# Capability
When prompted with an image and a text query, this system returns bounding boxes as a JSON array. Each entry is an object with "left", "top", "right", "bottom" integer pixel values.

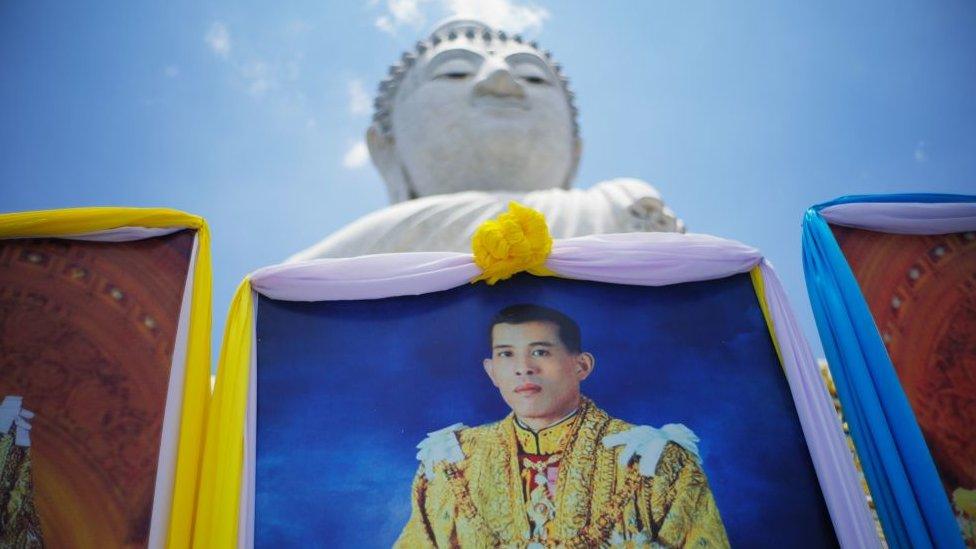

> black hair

[{"left": 488, "top": 304, "right": 582, "bottom": 353}]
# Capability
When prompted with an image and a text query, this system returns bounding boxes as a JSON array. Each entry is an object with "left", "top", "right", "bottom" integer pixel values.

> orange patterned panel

[
  {"left": 832, "top": 226, "right": 976, "bottom": 543},
  {"left": 0, "top": 231, "right": 193, "bottom": 548}
]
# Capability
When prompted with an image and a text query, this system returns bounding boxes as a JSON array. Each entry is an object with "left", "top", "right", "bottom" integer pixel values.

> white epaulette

[
  {"left": 601, "top": 423, "right": 700, "bottom": 477},
  {"left": 415, "top": 423, "right": 468, "bottom": 480},
  {"left": 0, "top": 395, "right": 34, "bottom": 447}
]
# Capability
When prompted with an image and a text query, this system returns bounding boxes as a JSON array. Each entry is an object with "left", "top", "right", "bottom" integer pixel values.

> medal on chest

[{"left": 521, "top": 453, "right": 561, "bottom": 543}]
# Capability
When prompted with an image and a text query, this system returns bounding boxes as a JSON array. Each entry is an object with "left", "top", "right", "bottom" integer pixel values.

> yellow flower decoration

[{"left": 471, "top": 201, "right": 556, "bottom": 285}]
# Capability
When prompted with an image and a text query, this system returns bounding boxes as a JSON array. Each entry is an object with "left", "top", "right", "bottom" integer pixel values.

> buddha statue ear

[
  {"left": 563, "top": 136, "right": 582, "bottom": 189},
  {"left": 367, "top": 125, "right": 415, "bottom": 203}
]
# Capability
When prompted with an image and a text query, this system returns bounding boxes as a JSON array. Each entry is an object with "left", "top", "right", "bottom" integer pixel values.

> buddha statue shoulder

[{"left": 290, "top": 19, "right": 683, "bottom": 261}]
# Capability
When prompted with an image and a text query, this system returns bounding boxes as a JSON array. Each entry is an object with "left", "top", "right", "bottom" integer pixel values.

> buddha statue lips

[
  {"left": 471, "top": 94, "right": 530, "bottom": 112},
  {"left": 289, "top": 19, "right": 685, "bottom": 261}
]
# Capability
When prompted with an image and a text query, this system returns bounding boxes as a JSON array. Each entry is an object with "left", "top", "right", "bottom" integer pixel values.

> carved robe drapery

[{"left": 289, "top": 179, "right": 683, "bottom": 261}]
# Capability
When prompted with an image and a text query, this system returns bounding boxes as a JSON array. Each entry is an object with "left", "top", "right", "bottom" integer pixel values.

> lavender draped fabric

[
  {"left": 0, "top": 226, "right": 182, "bottom": 242},
  {"left": 251, "top": 233, "right": 762, "bottom": 300},
  {"left": 759, "top": 261, "right": 880, "bottom": 549},
  {"left": 245, "top": 231, "right": 878, "bottom": 548},
  {"left": 546, "top": 232, "right": 762, "bottom": 285},
  {"left": 820, "top": 202, "right": 976, "bottom": 235},
  {"left": 250, "top": 252, "right": 480, "bottom": 301}
]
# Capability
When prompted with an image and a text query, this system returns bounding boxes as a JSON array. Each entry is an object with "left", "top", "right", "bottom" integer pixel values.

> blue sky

[{"left": 2, "top": 1, "right": 974, "bottom": 365}]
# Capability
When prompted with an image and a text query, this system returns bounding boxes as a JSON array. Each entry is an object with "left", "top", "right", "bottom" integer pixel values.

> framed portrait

[
  {"left": 0, "top": 208, "right": 212, "bottom": 549},
  {"left": 198, "top": 232, "right": 878, "bottom": 548},
  {"left": 803, "top": 194, "right": 976, "bottom": 548}
]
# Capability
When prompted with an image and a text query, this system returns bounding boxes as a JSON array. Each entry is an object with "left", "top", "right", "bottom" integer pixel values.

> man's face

[{"left": 483, "top": 321, "right": 594, "bottom": 424}]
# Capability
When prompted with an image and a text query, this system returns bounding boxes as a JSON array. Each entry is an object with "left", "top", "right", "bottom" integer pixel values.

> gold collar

[{"left": 512, "top": 410, "right": 579, "bottom": 455}]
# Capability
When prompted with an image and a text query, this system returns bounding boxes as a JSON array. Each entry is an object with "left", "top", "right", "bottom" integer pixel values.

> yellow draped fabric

[
  {"left": 397, "top": 398, "right": 729, "bottom": 548},
  {"left": 0, "top": 207, "right": 212, "bottom": 549},
  {"left": 750, "top": 266, "right": 784, "bottom": 369},
  {"left": 192, "top": 278, "right": 254, "bottom": 549}
]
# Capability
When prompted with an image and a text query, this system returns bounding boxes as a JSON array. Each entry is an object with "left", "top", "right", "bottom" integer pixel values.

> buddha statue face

[{"left": 368, "top": 20, "right": 582, "bottom": 203}]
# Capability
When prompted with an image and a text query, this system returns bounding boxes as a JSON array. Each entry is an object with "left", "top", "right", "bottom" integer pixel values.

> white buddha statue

[{"left": 290, "top": 19, "right": 683, "bottom": 261}]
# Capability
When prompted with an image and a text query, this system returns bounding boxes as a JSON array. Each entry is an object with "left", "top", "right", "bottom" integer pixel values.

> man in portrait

[{"left": 397, "top": 304, "right": 729, "bottom": 548}]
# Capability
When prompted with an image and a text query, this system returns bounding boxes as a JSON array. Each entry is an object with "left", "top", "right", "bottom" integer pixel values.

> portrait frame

[
  {"left": 803, "top": 194, "right": 976, "bottom": 548},
  {"left": 199, "top": 231, "right": 879, "bottom": 548},
  {"left": 0, "top": 207, "right": 212, "bottom": 549}
]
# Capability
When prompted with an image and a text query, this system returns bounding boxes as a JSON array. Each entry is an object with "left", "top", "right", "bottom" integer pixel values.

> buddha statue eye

[
  {"left": 511, "top": 62, "right": 550, "bottom": 85},
  {"left": 439, "top": 71, "right": 472, "bottom": 80},
  {"left": 431, "top": 56, "right": 479, "bottom": 81}
]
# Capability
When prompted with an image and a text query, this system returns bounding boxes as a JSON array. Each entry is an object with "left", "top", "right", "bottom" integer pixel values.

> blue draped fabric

[{"left": 802, "top": 194, "right": 974, "bottom": 549}]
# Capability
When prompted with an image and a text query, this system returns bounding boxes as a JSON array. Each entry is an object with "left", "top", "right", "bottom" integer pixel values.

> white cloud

[
  {"left": 348, "top": 79, "right": 372, "bottom": 116},
  {"left": 241, "top": 61, "right": 276, "bottom": 96},
  {"left": 164, "top": 65, "right": 180, "bottom": 78},
  {"left": 343, "top": 141, "right": 370, "bottom": 169},
  {"left": 373, "top": 0, "right": 547, "bottom": 35},
  {"left": 205, "top": 22, "right": 232, "bottom": 58},
  {"left": 375, "top": 0, "right": 425, "bottom": 34},
  {"left": 443, "top": 0, "right": 548, "bottom": 34},
  {"left": 376, "top": 16, "right": 396, "bottom": 34},
  {"left": 201, "top": 19, "right": 308, "bottom": 101},
  {"left": 914, "top": 140, "right": 928, "bottom": 163}
]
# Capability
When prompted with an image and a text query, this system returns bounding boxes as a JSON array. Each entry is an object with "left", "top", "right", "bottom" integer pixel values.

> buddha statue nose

[{"left": 474, "top": 67, "right": 526, "bottom": 99}]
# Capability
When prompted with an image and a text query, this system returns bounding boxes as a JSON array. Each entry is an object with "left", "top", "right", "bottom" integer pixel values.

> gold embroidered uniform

[{"left": 396, "top": 398, "right": 728, "bottom": 548}]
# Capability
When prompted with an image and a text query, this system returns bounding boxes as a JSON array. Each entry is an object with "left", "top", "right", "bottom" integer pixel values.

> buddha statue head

[{"left": 368, "top": 19, "right": 582, "bottom": 203}]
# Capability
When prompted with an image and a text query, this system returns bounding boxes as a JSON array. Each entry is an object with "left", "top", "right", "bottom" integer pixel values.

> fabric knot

[{"left": 471, "top": 201, "right": 555, "bottom": 285}]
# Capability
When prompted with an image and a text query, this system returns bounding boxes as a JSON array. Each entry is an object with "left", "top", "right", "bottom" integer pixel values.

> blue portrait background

[{"left": 254, "top": 273, "right": 838, "bottom": 547}]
